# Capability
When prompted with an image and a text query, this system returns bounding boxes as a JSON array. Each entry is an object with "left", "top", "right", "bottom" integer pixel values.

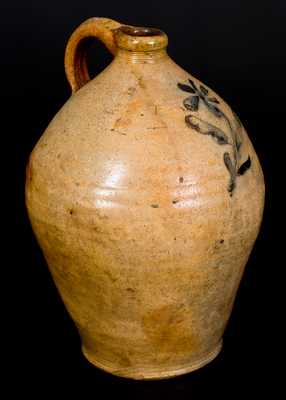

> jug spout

[{"left": 114, "top": 25, "right": 168, "bottom": 52}]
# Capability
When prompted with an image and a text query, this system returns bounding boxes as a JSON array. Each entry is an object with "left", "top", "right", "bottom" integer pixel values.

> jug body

[{"left": 26, "top": 18, "right": 265, "bottom": 379}]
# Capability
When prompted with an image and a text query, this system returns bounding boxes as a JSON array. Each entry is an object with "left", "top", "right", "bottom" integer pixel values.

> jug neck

[
  {"left": 116, "top": 48, "right": 167, "bottom": 64},
  {"left": 113, "top": 25, "right": 168, "bottom": 64}
]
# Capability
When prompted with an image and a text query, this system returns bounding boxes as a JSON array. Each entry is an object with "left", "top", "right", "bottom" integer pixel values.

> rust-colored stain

[
  {"left": 143, "top": 304, "right": 196, "bottom": 355},
  {"left": 127, "top": 86, "right": 136, "bottom": 96},
  {"left": 138, "top": 76, "right": 146, "bottom": 89},
  {"left": 113, "top": 116, "right": 132, "bottom": 130}
]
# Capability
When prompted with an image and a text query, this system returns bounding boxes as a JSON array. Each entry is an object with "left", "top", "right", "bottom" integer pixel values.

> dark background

[{"left": 3, "top": 0, "right": 284, "bottom": 397}]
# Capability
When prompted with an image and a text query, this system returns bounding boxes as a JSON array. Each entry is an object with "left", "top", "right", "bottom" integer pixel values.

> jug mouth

[{"left": 114, "top": 25, "right": 168, "bottom": 52}]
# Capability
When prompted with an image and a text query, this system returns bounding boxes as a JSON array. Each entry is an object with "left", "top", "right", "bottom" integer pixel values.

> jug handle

[{"left": 64, "top": 18, "right": 122, "bottom": 93}]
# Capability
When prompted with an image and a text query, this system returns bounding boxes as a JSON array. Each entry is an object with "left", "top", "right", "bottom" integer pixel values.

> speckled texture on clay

[{"left": 25, "top": 18, "right": 265, "bottom": 380}]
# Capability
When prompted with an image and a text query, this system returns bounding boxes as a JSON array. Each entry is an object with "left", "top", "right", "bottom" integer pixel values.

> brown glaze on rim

[{"left": 114, "top": 25, "right": 168, "bottom": 52}]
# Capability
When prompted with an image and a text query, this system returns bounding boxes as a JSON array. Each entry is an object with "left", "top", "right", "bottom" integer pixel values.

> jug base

[{"left": 82, "top": 340, "right": 222, "bottom": 380}]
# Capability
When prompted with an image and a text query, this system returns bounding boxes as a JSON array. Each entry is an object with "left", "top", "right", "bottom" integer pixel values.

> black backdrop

[{"left": 3, "top": 0, "right": 284, "bottom": 397}]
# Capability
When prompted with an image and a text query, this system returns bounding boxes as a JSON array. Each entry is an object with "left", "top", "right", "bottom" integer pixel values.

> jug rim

[{"left": 114, "top": 25, "right": 168, "bottom": 52}]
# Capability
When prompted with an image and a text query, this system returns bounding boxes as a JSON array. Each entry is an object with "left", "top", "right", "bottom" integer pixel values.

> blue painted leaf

[
  {"left": 224, "top": 152, "right": 236, "bottom": 194},
  {"left": 188, "top": 79, "right": 198, "bottom": 91},
  {"left": 234, "top": 132, "right": 242, "bottom": 153},
  {"left": 208, "top": 97, "right": 220, "bottom": 104},
  {"left": 178, "top": 83, "right": 195, "bottom": 93},
  {"left": 184, "top": 96, "right": 199, "bottom": 111},
  {"left": 206, "top": 102, "right": 223, "bottom": 118},
  {"left": 185, "top": 114, "right": 199, "bottom": 130},
  {"left": 200, "top": 85, "right": 208, "bottom": 95},
  {"left": 224, "top": 152, "right": 235, "bottom": 174},
  {"left": 185, "top": 115, "right": 229, "bottom": 145},
  {"left": 209, "top": 130, "right": 229, "bottom": 145},
  {"left": 237, "top": 156, "right": 251, "bottom": 175}
]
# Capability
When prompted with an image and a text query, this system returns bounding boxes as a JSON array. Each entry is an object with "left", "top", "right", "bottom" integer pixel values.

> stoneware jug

[{"left": 25, "top": 17, "right": 265, "bottom": 380}]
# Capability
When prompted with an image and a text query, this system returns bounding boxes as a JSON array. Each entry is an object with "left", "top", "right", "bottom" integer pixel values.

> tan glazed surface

[{"left": 25, "top": 18, "right": 265, "bottom": 379}]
